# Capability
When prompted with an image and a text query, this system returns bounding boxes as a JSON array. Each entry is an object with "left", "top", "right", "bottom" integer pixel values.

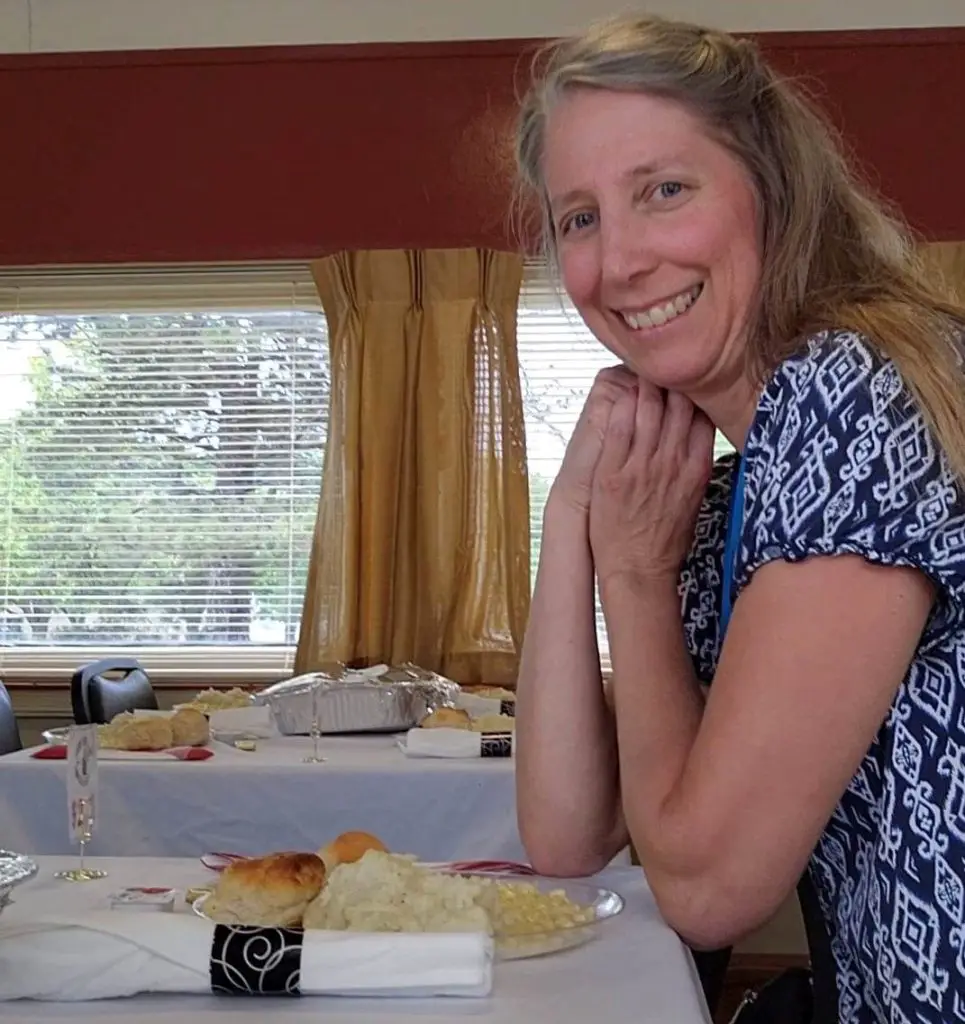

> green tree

[{"left": 0, "top": 311, "right": 327, "bottom": 645}]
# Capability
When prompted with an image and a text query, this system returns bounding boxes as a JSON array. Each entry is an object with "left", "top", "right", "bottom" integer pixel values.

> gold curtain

[
  {"left": 921, "top": 240, "right": 965, "bottom": 304},
  {"left": 295, "top": 248, "right": 530, "bottom": 686}
]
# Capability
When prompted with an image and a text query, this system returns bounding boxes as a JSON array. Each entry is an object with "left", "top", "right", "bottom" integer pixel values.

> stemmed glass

[
  {"left": 302, "top": 681, "right": 326, "bottom": 763},
  {"left": 55, "top": 797, "right": 107, "bottom": 882}
]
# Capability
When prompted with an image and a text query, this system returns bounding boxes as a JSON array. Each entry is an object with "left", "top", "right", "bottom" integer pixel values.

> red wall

[{"left": 1, "top": 28, "right": 963, "bottom": 266}]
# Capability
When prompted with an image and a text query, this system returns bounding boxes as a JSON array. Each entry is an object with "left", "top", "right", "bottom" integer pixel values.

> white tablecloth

[
  {"left": 0, "top": 735, "right": 524, "bottom": 862},
  {"left": 0, "top": 856, "right": 711, "bottom": 1023}
]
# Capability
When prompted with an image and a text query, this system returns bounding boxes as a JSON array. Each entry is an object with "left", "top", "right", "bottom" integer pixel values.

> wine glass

[
  {"left": 302, "top": 681, "right": 325, "bottom": 763},
  {"left": 55, "top": 797, "right": 107, "bottom": 882}
]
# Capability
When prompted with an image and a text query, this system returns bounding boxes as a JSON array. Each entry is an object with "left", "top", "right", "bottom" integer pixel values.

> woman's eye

[
  {"left": 560, "top": 210, "right": 596, "bottom": 236},
  {"left": 655, "top": 181, "right": 684, "bottom": 200}
]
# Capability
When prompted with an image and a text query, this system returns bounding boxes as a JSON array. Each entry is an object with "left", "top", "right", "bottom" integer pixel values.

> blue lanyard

[{"left": 720, "top": 458, "right": 746, "bottom": 639}]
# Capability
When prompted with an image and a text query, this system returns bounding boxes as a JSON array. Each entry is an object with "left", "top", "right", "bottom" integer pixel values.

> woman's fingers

[
  {"left": 626, "top": 379, "right": 667, "bottom": 462},
  {"left": 657, "top": 390, "right": 695, "bottom": 459},
  {"left": 596, "top": 387, "right": 637, "bottom": 477}
]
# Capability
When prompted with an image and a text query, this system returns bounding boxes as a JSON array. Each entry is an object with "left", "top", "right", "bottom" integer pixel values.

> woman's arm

[
  {"left": 515, "top": 489, "right": 629, "bottom": 877},
  {"left": 587, "top": 378, "right": 934, "bottom": 950},
  {"left": 603, "top": 555, "right": 932, "bottom": 950}
]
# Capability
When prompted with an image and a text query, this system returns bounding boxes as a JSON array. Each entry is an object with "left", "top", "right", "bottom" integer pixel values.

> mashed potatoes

[{"left": 302, "top": 851, "right": 594, "bottom": 937}]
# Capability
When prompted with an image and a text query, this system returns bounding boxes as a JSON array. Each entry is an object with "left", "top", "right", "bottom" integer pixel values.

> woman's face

[{"left": 542, "top": 88, "right": 761, "bottom": 397}]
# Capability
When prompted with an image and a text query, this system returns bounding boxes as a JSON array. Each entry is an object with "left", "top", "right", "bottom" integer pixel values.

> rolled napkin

[
  {"left": 401, "top": 727, "right": 514, "bottom": 759},
  {"left": 0, "top": 911, "right": 493, "bottom": 1001},
  {"left": 208, "top": 705, "right": 276, "bottom": 739},
  {"left": 456, "top": 693, "right": 516, "bottom": 718}
]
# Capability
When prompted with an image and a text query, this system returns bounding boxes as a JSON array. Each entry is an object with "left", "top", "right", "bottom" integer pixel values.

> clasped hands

[{"left": 552, "top": 366, "right": 716, "bottom": 586}]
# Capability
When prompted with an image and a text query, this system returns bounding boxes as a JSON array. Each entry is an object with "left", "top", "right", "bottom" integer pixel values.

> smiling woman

[
  {"left": 513, "top": 12, "right": 965, "bottom": 1024},
  {"left": 538, "top": 89, "right": 760, "bottom": 429}
]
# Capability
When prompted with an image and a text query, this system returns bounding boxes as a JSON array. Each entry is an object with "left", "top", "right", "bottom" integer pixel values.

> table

[
  {"left": 0, "top": 735, "right": 523, "bottom": 862},
  {"left": 0, "top": 856, "right": 711, "bottom": 1023}
]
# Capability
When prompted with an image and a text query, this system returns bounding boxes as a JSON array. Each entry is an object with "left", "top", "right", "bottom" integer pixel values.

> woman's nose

[{"left": 600, "top": 217, "right": 657, "bottom": 288}]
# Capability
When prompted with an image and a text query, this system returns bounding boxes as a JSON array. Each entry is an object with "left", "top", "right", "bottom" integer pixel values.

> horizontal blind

[
  {"left": 517, "top": 260, "right": 614, "bottom": 661},
  {"left": 0, "top": 264, "right": 327, "bottom": 684},
  {"left": 517, "top": 259, "right": 735, "bottom": 667}
]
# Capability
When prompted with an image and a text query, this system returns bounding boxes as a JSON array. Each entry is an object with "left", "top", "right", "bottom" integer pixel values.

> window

[
  {"left": 517, "top": 259, "right": 734, "bottom": 664},
  {"left": 0, "top": 264, "right": 326, "bottom": 683}
]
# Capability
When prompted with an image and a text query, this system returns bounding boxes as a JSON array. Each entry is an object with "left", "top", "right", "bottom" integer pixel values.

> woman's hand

[
  {"left": 550, "top": 365, "right": 639, "bottom": 515},
  {"left": 589, "top": 381, "right": 715, "bottom": 586}
]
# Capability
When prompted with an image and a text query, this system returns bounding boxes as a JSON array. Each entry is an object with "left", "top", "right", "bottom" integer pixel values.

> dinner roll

[
  {"left": 317, "top": 830, "right": 388, "bottom": 873},
  {"left": 205, "top": 851, "right": 326, "bottom": 927},
  {"left": 98, "top": 714, "right": 173, "bottom": 751},
  {"left": 419, "top": 707, "right": 471, "bottom": 730},
  {"left": 170, "top": 706, "right": 209, "bottom": 747}
]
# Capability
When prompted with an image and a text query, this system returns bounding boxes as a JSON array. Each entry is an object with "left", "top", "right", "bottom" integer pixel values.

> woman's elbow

[
  {"left": 648, "top": 873, "right": 783, "bottom": 952},
  {"left": 525, "top": 844, "right": 612, "bottom": 879},
  {"left": 518, "top": 817, "right": 621, "bottom": 878}
]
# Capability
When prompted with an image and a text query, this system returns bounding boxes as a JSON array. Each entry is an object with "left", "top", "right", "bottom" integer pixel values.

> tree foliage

[{"left": 0, "top": 311, "right": 326, "bottom": 645}]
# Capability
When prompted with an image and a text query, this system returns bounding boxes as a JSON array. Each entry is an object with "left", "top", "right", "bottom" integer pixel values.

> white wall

[{"left": 1, "top": 0, "right": 965, "bottom": 54}]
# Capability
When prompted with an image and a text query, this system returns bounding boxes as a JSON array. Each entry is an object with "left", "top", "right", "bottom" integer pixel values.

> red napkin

[{"left": 31, "top": 745, "right": 213, "bottom": 761}]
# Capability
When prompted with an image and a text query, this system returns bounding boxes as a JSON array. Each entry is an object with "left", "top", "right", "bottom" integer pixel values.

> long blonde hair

[{"left": 515, "top": 14, "right": 965, "bottom": 479}]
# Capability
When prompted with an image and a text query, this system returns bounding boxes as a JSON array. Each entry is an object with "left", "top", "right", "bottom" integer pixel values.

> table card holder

[
  {"left": 302, "top": 680, "right": 326, "bottom": 764},
  {"left": 55, "top": 724, "right": 108, "bottom": 882}
]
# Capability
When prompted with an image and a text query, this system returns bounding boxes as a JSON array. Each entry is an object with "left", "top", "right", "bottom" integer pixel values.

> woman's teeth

[{"left": 620, "top": 284, "right": 703, "bottom": 330}]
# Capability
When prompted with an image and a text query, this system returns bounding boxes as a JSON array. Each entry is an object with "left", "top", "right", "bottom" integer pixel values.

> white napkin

[
  {"left": 401, "top": 727, "right": 514, "bottom": 759},
  {"left": 456, "top": 693, "right": 515, "bottom": 717},
  {"left": 0, "top": 911, "right": 493, "bottom": 1001},
  {"left": 208, "top": 705, "right": 276, "bottom": 739}
]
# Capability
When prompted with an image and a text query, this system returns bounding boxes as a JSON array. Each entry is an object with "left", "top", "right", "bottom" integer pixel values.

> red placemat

[{"left": 32, "top": 745, "right": 214, "bottom": 761}]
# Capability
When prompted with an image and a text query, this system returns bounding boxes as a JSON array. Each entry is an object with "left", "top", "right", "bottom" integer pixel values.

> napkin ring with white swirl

[{"left": 210, "top": 925, "right": 303, "bottom": 996}]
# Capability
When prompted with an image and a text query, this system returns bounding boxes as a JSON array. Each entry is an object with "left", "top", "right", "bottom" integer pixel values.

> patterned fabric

[{"left": 679, "top": 329, "right": 965, "bottom": 1023}]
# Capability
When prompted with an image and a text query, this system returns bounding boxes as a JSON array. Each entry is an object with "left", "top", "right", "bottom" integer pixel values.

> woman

[{"left": 513, "top": 13, "right": 965, "bottom": 1023}]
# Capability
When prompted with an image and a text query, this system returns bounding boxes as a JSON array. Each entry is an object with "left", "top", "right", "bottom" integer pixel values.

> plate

[
  {"left": 0, "top": 850, "right": 39, "bottom": 916},
  {"left": 192, "top": 874, "right": 623, "bottom": 961}
]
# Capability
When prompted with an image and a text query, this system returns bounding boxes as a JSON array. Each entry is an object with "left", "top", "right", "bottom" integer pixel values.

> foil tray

[
  {"left": 256, "top": 664, "right": 459, "bottom": 735},
  {"left": 0, "top": 850, "right": 38, "bottom": 917}
]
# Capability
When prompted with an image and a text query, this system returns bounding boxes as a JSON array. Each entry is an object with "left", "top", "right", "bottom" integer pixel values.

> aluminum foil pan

[
  {"left": 0, "top": 850, "right": 38, "bottom": 917},
  {"left": 255, "top": 664, "right": 460, "bottom": 735}
]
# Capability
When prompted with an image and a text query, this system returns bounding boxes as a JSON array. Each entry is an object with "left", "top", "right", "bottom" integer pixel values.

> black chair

[
  {"left": 719, "top": 871, "right": 840, "bottom": 1023},
  {"left": 70, "top": 657, "right": 157, "bottom": 724},
  {"left": 0, "top": 680, "right": 23, "bottom": 755},
  {"left": 690, "top": 945, "right": 732, "bottom": 1019},
  {"left": 798, "top": 870, "right": 840, "bottom": 1024}
]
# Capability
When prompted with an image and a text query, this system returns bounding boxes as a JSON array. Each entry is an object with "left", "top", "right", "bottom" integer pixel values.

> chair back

[
  {"left": 797, "top": 870, "right": 840, "bottom": 1023},
  {"left": 71, "top": 657, "right": 157, "bottom": 724},
  {"left": 0, "top": 681, "right": 22, "bottom": 755}
]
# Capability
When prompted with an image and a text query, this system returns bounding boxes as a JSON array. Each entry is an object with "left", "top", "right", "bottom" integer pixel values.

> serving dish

[{"left": 256, "top": 664, "right": 459, "bottom": 735}]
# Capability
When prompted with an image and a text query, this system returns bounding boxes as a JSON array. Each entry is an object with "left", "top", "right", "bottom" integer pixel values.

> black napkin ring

[{"left": 210, "top": 924, "right": 303, "bottom": 996}]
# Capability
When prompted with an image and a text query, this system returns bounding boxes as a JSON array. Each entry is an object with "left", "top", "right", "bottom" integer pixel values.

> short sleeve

[{"left": 738, "top": 330, "right": 965, "bottom": 603}]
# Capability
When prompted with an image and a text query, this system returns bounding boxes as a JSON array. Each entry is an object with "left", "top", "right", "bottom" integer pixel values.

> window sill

[{"left": 0, "top": 646, "right": 295, "bottom": 689}]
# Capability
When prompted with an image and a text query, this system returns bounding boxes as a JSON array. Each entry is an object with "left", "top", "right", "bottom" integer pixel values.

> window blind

[
  {"left": 518, "top": 259, "right": 735, "bottom": 665},
  {"left": 0, "top": 263, "right": 327, "bottom": 684}
]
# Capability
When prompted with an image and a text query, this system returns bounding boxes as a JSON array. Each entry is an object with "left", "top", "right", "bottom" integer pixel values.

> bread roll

[
  {"left": 317, "top": 830, "right": 388, "bottom": 873},
  {"left": 466, "top": 686, "right": 515, "bottom": 701},
  {"left": 419, "top": 707, "right": 471, "bottom": 730},
  {"left": 471, "top": 713, "right": 515, "bottom": 733},
  {"left": 98, "top": 714, "right": 173, "bottom": 751},
  {"left": 204, "top": 851, "right": 326, "bottom": 927},
  {"left": 170, "top": 707, "right": 209, "bottom": 747}
]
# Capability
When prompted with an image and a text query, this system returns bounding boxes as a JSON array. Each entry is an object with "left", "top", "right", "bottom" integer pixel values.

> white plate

[{"left": 192, "top": 874, "right": 623, "bottom": 961}]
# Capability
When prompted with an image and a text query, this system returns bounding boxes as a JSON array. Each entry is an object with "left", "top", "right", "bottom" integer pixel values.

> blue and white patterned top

[{"left": 679, "top": 329, "right": 965, "bottom": 1023}]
